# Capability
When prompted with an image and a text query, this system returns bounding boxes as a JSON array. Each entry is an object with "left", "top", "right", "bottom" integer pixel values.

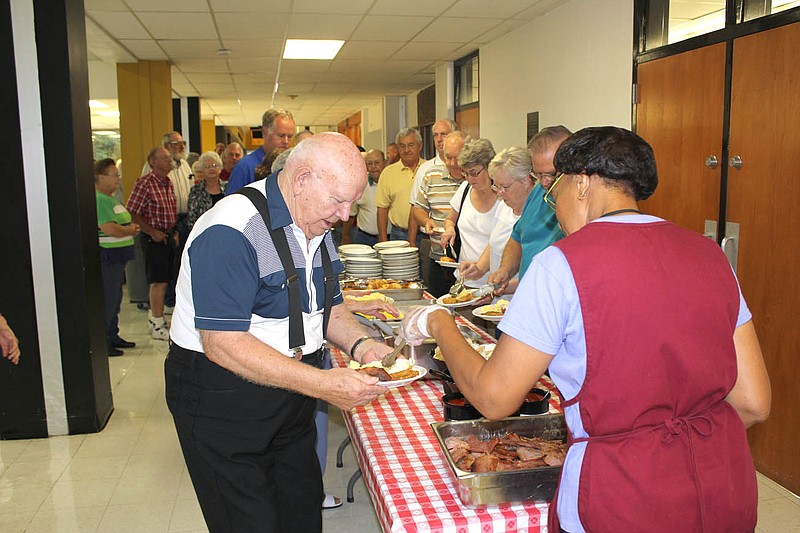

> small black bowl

[
  {"left": 518, "top": 388, "right": 552, "bottom": 416},
  {"left": 442, "top": 392, "right": 483, "bottom": 421}
]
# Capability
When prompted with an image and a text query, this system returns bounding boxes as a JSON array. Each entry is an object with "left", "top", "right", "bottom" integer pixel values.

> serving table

[{"left": 331, "top": 316, "right": 563, "bottom": 533}]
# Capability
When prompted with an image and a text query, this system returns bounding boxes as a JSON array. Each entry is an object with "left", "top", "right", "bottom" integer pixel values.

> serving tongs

[
  {"left": 448, "top": 269, "right": 466, "bottom": 297},
  {"left": 381, "top": 338, "right": 407, "bottom": 368}
]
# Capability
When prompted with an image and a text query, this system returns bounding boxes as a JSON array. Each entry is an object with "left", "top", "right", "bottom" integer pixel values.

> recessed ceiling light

[
  {"left": 89, "top": 100, "right": 108, "bottom": 109},
  {"left": 283, "top": 39, "right": 344, "bottom": 60}
]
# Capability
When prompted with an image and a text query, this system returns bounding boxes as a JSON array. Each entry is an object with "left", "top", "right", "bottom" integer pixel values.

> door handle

[
  {"left": 721, "top": 222, "right": 740, "bottom": 274},
  {"left": 729, "top": 155, "right": 743, "bottom": 170},
  {"left": 705, "top": 155, "right": 718, "bottom": 169},
  {"left": 704, "top": 220, "right": 717, "bottom": 241}
]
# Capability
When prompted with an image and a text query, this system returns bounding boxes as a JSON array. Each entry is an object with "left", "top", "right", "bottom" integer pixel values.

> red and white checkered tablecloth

[{"left": 332, "top": 316, "right": 562, "bottom": 533}]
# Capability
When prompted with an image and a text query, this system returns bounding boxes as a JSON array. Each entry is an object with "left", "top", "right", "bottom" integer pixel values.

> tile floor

[{"left": 0, "top": 293, "right": 798, "bottom": 532}]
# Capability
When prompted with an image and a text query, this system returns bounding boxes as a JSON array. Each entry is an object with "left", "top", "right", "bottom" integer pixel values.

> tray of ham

[{"left": 430, "top": 414, "right": 567, "bottom": 506}]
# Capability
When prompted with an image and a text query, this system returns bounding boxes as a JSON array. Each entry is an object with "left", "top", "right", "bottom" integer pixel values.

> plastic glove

[{"left": 398, "top": 305, "right": 450, "bottom": 346}]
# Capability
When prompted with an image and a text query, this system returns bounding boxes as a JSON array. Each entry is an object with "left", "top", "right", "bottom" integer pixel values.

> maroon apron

[{"left": 547, "top": 221, "right": 757, "bottom": 533}]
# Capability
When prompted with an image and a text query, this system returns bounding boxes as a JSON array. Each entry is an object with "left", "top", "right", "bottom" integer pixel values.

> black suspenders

[{"left": 237, "top": 187, "right": 335, "bottom": 357}]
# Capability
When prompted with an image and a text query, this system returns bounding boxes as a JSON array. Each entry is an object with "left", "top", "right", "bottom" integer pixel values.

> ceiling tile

[
  {"left": 124, "top": 0, "right": 208, "bottom": 11},
  {"left": 350, "top": 16, "right": 432, "bottom": 41},
  {"left": 280, "top": 60, "right": 334, "bottom": 75},
  {"left": 516, "top": 0, "right": 567, "bottom": 19},
  {"left": 335, "top": 41, "right": 404, "bottom": 61},
  {"left": 415, "top": 17, "right": 503, "bottom": 41},
  {"left": 226, "top": 57, "right": 279, "bottom": 74},
  {"left": 293, "top": 0, "right": 375, "bottom": 15},
  {"left": 215, "top": 12, "right": 289, "bottom": 36},
  {"left": 158, "top": 40, "right": 222, "bottom": 59},
  {"left": 368, "top": 0, "right": 457, "bottom": 16},
  {"left": 222, "top": 39, "right": 284, "bottom": 57},
  {"left": 184, "top": 73, "right": 233, "bottom": 84},
  {"left": 286, "top": 14, "right": 362, "bottom": 39},
  {"left": 84, "top": 0, "right": 129, "bottom": 12},
  {"left": 327, "top": 58, "right": 387, "bottom": 73},
  {"left": 208, "top": 0, "right": 291, "bottom": 13},
  {"left": 87, "top": 11, "right": 150, "bottom": 39},
  {"left": 445, "top": 0, "right": 540, "bottom": 18},
  {"left": 137, "top": 12, "right": 217, "bottom": 39},
  {"left": 179, "top": 58, "right": 231, "bottom": 73},
  {"left": 119, "top": 39, "right": 168, "bottom": 60},
  {"left": 392, "top": 41, "right": 463, "bottom": 61},
  {"left": 474, "top": 18, "right": 528, "bottom": 44}
]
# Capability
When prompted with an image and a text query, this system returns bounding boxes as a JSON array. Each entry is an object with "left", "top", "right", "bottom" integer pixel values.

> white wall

[{"left": 480, "top": 0, "right": 633, "bottom": 149}]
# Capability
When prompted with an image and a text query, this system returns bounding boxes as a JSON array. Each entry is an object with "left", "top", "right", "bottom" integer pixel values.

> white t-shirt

[{"left": 449, "top": 181, "right": 505, "bottom": 287}]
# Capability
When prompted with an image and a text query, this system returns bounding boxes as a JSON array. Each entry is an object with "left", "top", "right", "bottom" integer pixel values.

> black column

[{"left": 0, "top": 0, "right": 113, "bottom": 438}]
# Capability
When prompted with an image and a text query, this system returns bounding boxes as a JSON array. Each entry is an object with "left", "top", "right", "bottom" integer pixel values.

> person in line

[
  {"left": 0, "top": 313, "right": 20, "bottom": 365},
  {"left": 127, "top": 147, "right": 178, "bottom": 341},
  {"left": 440, "top": 138, "right": 510, "bottom": 289},
  {"left": 457, "top": 147, "right": 535, "bottom": 294},
  {"left": 219, "top": 142, "right": 243, "bottom": 182},
  {"left": 225, "top": 109, "right": 295, "bottom": 195},
  {"left": 488, "top": 126, "right": 569, "bottom": 293},
  {"left": 410, "top": 132, "right": 467, "bottom": 297},
  {"left": 166, "top": 132, "right": 393, "bottom": 532},
  {"left": 343, "top": 149, "right": 389, "bottom": 246},
  {"left": 294, "top": 129, "right": 313, "bottom": 145},
  {"left": 376, "top": 128, "right": 425, "bottom": 243},
  {"left": 386, "top": 142, "right": 400, "bottom": 165},
  {"left": 407, "top": 119, "right": 458, "bottom": 246},
  {"left": 214, "top": 143, "right": 226, "bottom": 156},
  {"left": 187, "top": 151, "right": 226, "bottom": 230},
  {"left": 95, "top": 159, "right": 140, "bottom": 355},
  {"left": 401, "top": 126, "right": 771, "bottom": 533}
]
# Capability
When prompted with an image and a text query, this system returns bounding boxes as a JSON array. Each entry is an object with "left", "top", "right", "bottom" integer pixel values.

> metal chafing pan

[
  {"left": 430, "top": 414, "right": 567, "bottom": 506},
  {"left": 340, "top": 278, "right": 425, "bottom": 300}
]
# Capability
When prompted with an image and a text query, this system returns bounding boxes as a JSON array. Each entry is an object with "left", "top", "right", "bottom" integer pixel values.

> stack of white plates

[
  {"left": 338, "top": 244, "right": 381, "bottom": 278},
  {"left": 378, "top": 246, "right": 420, "bottom": 280},
  {"left": 373, "top": 240, "right": 411, "bottom": 251}
]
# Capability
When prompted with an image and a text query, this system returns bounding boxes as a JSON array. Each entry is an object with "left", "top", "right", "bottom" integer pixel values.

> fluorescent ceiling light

[
  {"left": 669, "top": 10, "right": 725, "bottom": 43},
  {"left": 283, "top": 39, "right": 344, "bottom": 60},
  {"left": 96, "top": 110, "right": 120, "bottom": 117},
  {"left": 89, "top": 100, "right": 109, "bottom": 108},
  {"left": 93, "top": 130, "right": 118, "bottom": 136}
]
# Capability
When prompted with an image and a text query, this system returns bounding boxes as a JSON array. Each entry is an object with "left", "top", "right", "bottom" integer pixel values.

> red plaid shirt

[{"left": 126, "top": 171, "right": 177, "bottom": 230}]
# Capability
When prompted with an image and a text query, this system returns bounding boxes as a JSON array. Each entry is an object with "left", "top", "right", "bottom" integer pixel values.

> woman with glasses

[
  {"left": 439, "top": 138, "right": 512, "bottom": 288},
  {"left": 187, "top": 151, "right": 226, "bottom": 229},
  {"left": 95, "top": 159, "right": 140, "bottom": 356},
  {"left": 401, "top": 127, "right": 770, "bottom": 533}
]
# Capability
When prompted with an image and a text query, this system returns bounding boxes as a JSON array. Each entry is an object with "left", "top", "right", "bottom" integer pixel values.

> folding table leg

[
  {"left": 336, "top": 436, "right": 351, "bottom": 468},
  {"left": 346, "top": 469, "right": 362, "bottom": 503}
]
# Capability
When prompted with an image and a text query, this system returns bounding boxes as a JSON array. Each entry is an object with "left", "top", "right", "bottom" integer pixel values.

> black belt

[{"left": 357, "top": 227, "right": 377, "bottom": 237}]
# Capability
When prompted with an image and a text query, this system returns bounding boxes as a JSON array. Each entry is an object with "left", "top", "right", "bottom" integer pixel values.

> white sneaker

[
  {"left": 164, "top": 305, "right": 174, "bottom": 315},
  {"left": 149, "top": 317, "right": 169, "bottom": 341}
]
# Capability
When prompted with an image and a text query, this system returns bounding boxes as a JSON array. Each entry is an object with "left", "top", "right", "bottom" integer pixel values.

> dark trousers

[
  {"left": 165, "top": 344, "right": 323, "bottom": 533},
  {"left": 100, "top": 258, "right": 126, "bottom": 344},
  {"left": 427, "top": 257, "right": 456, "bottom": 298},
  {"left": 165, "top": 213, "right": 189, "bottom": 306},
  {"left": 353, "top": 228, "right": 378, "bottom": 247}
]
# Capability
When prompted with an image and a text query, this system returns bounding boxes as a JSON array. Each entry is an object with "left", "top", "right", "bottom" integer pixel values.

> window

[{"left": 454, "top": 52, "right": 479, "bottom": 109}]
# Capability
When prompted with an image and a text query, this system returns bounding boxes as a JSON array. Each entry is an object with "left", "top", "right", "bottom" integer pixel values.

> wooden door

[
  {"left": 637, "top": 44, "right": 726, "bottom": 236},
  {"left": 727, "top": 22, "right": 800, "bottom": 494}
]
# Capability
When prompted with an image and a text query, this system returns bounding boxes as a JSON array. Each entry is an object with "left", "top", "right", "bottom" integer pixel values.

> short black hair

[{"left": 553, "top": 126, "right": 658, "bottom": 201}]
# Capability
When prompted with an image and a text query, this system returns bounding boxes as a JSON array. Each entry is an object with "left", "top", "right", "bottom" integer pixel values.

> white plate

[
  {"left": 378, "top": 366, "right": 428, "bottom": 388},
  {"left": 436, "top": 260, "right": 460, "bottom": 268},
  {"left": 379, "top": 246, "right": 419, "bottom": 256},
  {"left": 339, "top": 244, "right": 374, "bottom": 253},
  {"left": 435, "top": 293, "right": 484, "bottom": 308},
  {"left": 374, "top": 240, "right": 411, "bottom": 250},
  {"left": 472, "top": 305, "right": 505, "bottom": 322}
]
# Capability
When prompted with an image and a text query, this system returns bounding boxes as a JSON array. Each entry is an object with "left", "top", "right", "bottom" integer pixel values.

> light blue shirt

[{"left": 499, "top": 215, "right": 751, "bottom": 533}]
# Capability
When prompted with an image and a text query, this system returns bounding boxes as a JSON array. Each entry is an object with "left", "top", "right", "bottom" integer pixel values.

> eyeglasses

[
  {"left": 530, "top": 169, "right": 558, "bottom": 181},
  {"left": 463, "top": 166, "right": 485, "bottom": 179},
  {"left": 102, "top": 172, "right": 120, "bottom": 178},
  {"left": 543, "top": 173, "right": 564, "bottom": 210},
  {"left": 490, "top": 179, "right": 516, "bottom": 194},
  {"left": 167, "top": 140, "right": 186, "bottom": 147},
  {"left": 204, "top": 163, "right": 219, "bottom": 169}
]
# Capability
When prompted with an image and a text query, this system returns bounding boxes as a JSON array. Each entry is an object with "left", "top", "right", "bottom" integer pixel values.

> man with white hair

[
  {"left": 375, "top": 128, "right": 426, "bottom": 243},
  {"left": 166, "top": 132, "right": 392, "bottom": 532},
  {"left": 225, "top": 109, "right": 295, "bottom": 194},
  {"left": 219, "top": 142, "right": 243, "bottom": 182}
]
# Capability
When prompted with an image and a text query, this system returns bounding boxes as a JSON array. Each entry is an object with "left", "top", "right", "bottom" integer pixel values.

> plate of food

[
  {"left": 471, "top": 299, "right": 510, "bottom": 322},
  {"left": 349, "top": 359, "right": 427, "bottom": 388},
  {"left": 436, "top": 289, "right": 483, "bottom": 308},
  {"left": 436, "top": 257, "right": 461, "bottom": 268}
]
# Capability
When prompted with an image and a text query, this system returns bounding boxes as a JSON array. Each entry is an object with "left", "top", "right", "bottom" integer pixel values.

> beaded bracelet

[{"left": 349, "top": 335, "right": 372, "bottom": 359}]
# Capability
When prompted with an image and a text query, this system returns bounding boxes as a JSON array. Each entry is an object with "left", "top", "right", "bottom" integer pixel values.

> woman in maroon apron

[{"left": 401, "top": 127, "right": 771, "bottom": 532}]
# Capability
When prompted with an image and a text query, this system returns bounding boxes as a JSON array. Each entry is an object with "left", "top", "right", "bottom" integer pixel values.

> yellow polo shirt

[{"left": 375, "top": 159, "right": 425, "bottom": 230}]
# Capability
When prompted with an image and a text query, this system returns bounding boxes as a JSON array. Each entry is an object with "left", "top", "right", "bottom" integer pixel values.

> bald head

[{"left": 280, "top": 132, "right": 368, "bottom": 239}]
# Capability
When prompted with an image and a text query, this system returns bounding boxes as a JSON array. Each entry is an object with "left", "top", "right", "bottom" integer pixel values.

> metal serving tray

[
  {"left": 340, "top": 279, "right": 425, "bottom": 300},
  {"left": 430, "top": 414, "right": 567, "bottom": 507}
]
